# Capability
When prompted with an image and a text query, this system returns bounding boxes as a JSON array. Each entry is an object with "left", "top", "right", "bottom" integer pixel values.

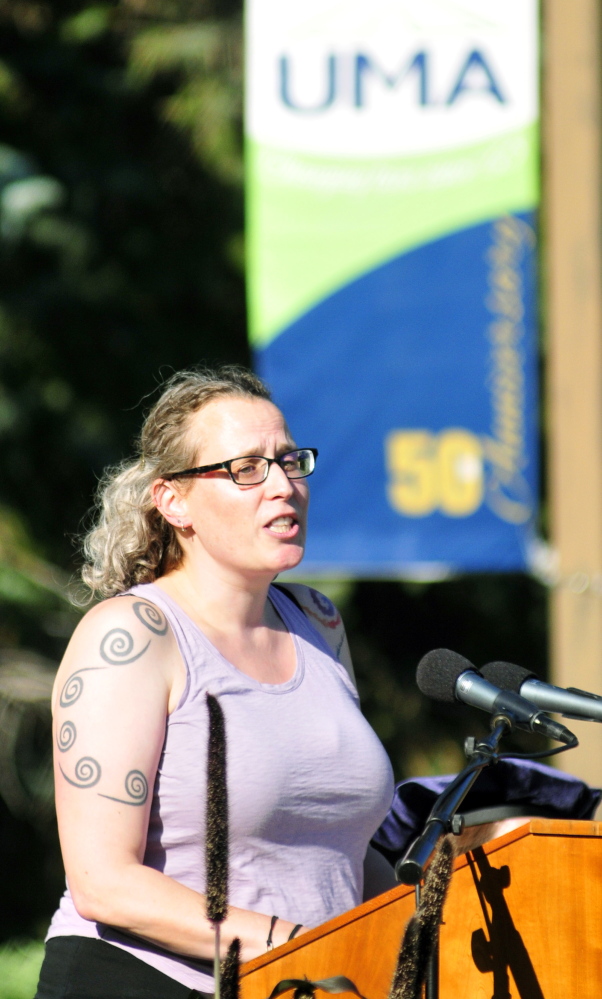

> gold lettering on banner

[{"left": 483, "top": 215, "right": 535, "bottom": 525}]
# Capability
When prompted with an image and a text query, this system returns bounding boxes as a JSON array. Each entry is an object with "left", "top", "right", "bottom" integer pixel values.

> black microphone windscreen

[
  {"left": 416, "top": 648, "right": 477, "bottom": 703},
  {"left": 481, "top": 660, "right": 537, "bottom": 692}
]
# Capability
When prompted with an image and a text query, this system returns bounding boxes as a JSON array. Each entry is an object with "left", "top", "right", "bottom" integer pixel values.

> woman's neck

[
  {"left": 154, "top": 560, "right": 275, "bottom": 634},
  {"left": 153, "top": 561, "right": 294, "bottom": 684}
]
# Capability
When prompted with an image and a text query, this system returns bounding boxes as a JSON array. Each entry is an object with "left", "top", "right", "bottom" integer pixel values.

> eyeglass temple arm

[{"left": 164, "top": 461, "right": 226, "bottom": 480}]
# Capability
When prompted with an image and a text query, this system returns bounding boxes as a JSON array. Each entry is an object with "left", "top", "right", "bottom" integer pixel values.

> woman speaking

[{"left": 35, "top": 366, "right": 395, "bottom": 999}]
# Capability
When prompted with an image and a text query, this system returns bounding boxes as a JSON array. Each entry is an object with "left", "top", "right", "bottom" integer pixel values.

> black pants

[{"left": 35, "top": 937, "right": 213, "bottom": 999}]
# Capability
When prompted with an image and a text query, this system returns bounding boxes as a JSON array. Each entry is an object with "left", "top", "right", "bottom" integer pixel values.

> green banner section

[{"left": 246, "top": 123, "right": 538, "bottom": 347}]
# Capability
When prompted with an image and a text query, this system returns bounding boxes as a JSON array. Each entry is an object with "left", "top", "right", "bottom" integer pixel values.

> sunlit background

[{"left": 0, "top": 2, "right": 560, "bottom": 994}]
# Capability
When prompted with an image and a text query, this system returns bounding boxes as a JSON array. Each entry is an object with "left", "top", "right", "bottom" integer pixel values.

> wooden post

[{"left": 545, "top": 0, "right": 602, "bottom": 795}]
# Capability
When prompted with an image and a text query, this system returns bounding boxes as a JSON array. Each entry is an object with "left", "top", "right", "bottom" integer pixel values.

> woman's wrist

[
  {"left": 266, "top": 915, "right": 279, "bottom": 950},
  {"left": 265, "top": 916, "right": 308, "bottom": 952}
]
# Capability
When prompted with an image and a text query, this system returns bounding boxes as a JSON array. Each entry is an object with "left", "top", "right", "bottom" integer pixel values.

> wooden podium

[{"left": 240, "top": 819, "right": 602, "bottom": 999}]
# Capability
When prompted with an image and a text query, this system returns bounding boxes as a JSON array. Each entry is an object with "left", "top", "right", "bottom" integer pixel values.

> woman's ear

[{"left": 151, "top": 478, "right": 191, "bottom": 529}]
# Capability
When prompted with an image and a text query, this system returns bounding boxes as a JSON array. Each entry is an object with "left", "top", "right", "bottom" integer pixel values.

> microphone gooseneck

[{"left": 397, "top": 649, "right": 578, "bottom": 888}]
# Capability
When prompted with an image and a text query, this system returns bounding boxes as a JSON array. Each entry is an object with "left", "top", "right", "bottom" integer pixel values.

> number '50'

[{"left": 385, "top": 429, "right": 484, "bottom": 518}]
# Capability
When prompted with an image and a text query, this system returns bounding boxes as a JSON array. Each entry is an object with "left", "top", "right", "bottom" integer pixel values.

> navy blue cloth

[{"left": 372, "top": 759, "right": 601, "bottom": 864}]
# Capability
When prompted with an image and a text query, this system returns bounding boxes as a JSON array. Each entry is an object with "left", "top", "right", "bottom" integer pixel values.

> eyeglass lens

[{"left": 230, "top": 449, "right": 314, "bottom": 484}]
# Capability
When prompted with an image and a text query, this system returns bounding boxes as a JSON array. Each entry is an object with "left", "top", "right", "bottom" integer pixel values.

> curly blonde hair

[{"left": 81, "top": 366, "right": 272, "bottom": 598}]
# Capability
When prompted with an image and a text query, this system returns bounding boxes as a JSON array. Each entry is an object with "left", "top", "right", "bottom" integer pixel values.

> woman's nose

[{"left": 264, "top": 460, "right": 294, "bottom": 496}]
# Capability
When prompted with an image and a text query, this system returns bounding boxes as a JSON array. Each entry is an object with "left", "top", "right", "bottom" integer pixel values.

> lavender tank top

[{"left": 47, "top": 582, "right": 394, "bottom": 991}]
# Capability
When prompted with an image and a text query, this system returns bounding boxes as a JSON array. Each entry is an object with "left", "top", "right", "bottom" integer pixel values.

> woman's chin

[{"left": 271, "top": 543, "right": 305, "bottom": 574}]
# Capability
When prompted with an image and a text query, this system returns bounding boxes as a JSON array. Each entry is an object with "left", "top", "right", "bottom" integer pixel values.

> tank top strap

[
  {"left": 268, "top": 583, "right": 358, "bottom": 698},
  {"left": 120, "top": 581, "right": 204, "bottom": 649},
  {"left": 268, "top": 583, "right": 335, "bottom": 658}
]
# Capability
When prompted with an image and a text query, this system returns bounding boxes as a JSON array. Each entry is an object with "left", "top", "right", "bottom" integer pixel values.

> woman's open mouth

[{"left": 265, "top": 515, "right": 299, "bottom": 537}]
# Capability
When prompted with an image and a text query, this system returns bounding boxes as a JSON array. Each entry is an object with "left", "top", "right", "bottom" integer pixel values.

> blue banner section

[{"left": 255, "top": 213, "right": 538, "bottom": 575}]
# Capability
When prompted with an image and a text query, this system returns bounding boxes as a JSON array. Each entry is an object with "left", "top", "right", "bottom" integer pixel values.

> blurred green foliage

[
  {"left": 0, "top": 0, "right": 549, "bottom": 950},
  {"left": 0, "top": 0, "right": 247, "bottom": 600},
  {"left": 0, "top": 0, "right": 250, "bottom": 944},
  {"left": 0, "top": 940, "right": 45, "bottom": 999}
]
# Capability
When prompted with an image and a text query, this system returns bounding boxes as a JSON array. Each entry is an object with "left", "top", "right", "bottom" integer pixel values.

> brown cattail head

[
  {"left": 412, "top": 835, "right": 454, "bottom": 989},
  {"left": 417, "top": 836, "right": 454, "bottom": 937},
  {"left": 388, "top": 914, "right": 421, "bottom": 999},
  {"left": 221, "top": 937, "right": 240, "bottom": 999},
  {"left": 293, "top": 983, "right": 316, "bottom": 999},
  {"left": 206, "top": 693, "right": 229, "bottom": 924},
  {"left": 388, "top": 836, "right": 455, "bottom": 999}
]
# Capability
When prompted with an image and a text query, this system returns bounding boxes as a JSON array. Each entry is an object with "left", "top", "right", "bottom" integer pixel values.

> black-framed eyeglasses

[{"left": 164, "top": 447, "right": 318, "bottom": 486}]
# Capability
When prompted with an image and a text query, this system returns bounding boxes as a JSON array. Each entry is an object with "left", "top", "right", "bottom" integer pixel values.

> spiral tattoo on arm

[
  {"left": 98, "top": 770, "right": 149, "bottom": 807},
  {"left": 59, "top": 667, "right": 105, "bottom": 708},
  {"left": 133, "top": 602, "right": 168, "bottom": 636},
  {"left": 60, "top": 673, "right": 84, "bottom": 708},
  {"left": 57, "top": 721, "right": 77, "bottom": 753},
  {"left": 57, "top": 608, "right": 160, "bottom": 803},
  {"left": 59, "top": 757, "right": 101, "bottom": 788},
  {"left": 100, "top": 629, "right": 150, "bottom": 665}
]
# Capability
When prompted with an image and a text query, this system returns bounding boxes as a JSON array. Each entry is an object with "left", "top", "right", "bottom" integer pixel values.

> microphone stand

[{"left": 394, "top": 714, "right": 512, "bottom": 999}]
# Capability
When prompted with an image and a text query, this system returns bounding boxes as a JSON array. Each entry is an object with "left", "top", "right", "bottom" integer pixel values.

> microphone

[
  {"left": 416, "top": 649, "right": 575, "bottom": 744},
  {"left": 481, "top": 661, "right": 602, "bottom": 724}
]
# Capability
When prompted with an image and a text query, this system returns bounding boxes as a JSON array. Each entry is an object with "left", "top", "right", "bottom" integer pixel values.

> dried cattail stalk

[
  {"left": 206, "top": 693, "right": 229, "bottom": 999},
  {"left": 388, "top": 914, "right": 421, "bottom": 999},
  {"left": 388, "top": 836, "right": 455, "bottom": 999},
  {"left": 221, "top": 937, "right": 241, "bottom": 999},
  {"left": 206, "top": 692, "right": 229, "bottom": 923},
  {"left": 413, "top": 836, "right": 454, "bottom": 989}
]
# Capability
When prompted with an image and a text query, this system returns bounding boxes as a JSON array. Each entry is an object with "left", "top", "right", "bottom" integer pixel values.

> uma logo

[{"left": 280, "top": 49, "right": 506, "bottom": 112}]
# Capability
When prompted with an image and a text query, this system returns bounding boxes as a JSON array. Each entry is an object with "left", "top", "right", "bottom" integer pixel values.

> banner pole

[{"left": 544, "top": 0, "right": 602, "bottom": 796}]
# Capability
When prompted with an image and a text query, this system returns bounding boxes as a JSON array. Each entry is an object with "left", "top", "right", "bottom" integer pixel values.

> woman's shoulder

[
  {"left": 274, "top": 583, "right": 356, "bottom": 686},
  {"left": 52, "top": 593, "right": 181, "bottom": 711},
  {"left": 69, "top": 591, "right": 173, "bottom": 645}
]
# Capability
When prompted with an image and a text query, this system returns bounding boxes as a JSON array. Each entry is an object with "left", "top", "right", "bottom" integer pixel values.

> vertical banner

[{"left": 246, "top": 1, "right": 539, "bottom": 575}]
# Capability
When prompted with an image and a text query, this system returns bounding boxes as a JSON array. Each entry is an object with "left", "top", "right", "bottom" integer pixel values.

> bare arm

[{"left": 53, "top": 596, "right": 303, "bottom": 962}]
